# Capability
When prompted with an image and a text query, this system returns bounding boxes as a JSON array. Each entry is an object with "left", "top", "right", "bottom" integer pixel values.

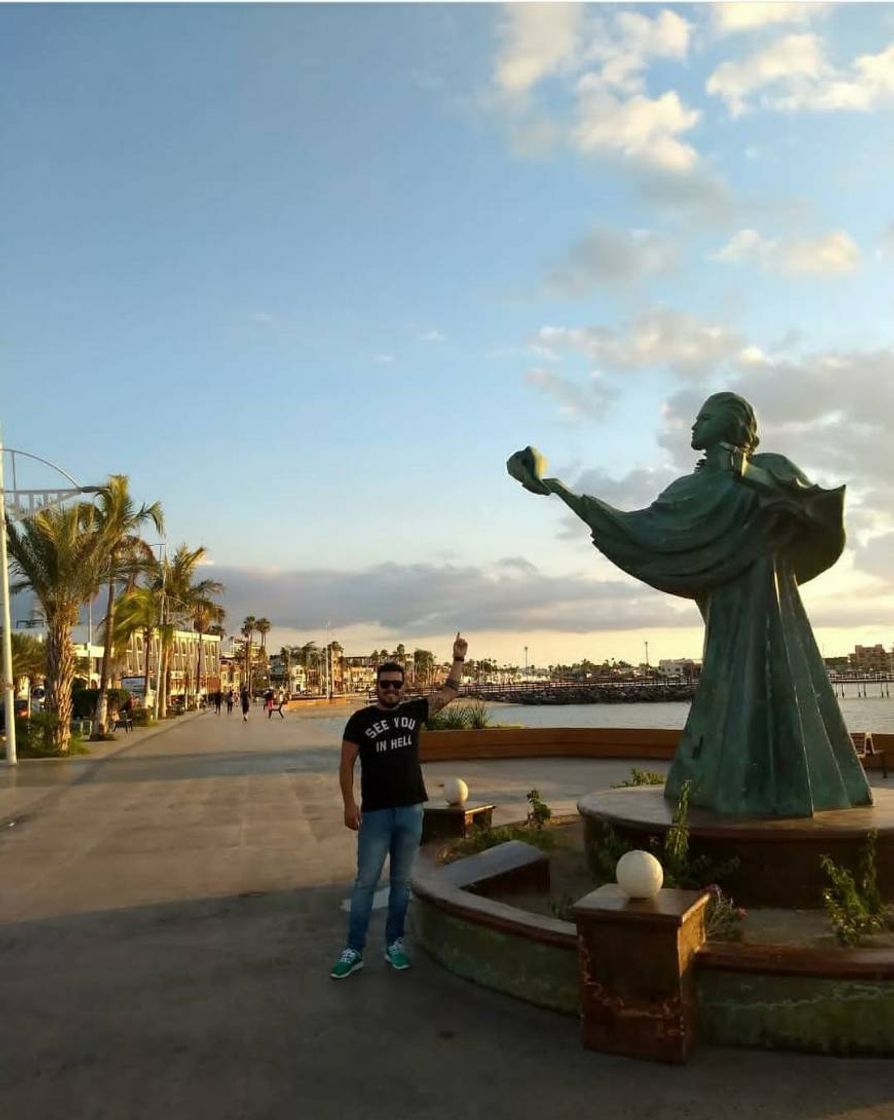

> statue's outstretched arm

[{"left": 507, "top": 447, "right": 591, "bottom": 521}]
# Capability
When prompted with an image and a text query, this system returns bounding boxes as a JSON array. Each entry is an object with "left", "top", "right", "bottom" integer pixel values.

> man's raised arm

[{"left": 428, "top": 632, "right": 469, "bottom": 717}]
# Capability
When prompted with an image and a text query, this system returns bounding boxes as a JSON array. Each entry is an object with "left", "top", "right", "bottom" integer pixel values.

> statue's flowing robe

[{"left": 574, "top": 453, "right": 872, "bottom": 818}]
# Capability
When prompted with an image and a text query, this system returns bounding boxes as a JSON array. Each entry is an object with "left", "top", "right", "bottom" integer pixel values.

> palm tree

[
  {"left": 113, "top": 585, "right": 161, "bottom": 709},
  {"left": 91, "top": 475, "right": 164, "bottom": 736},
  {"left": 192, "top": 600, "right": 225, "bottom": 701},
  {"left": 241, "top": 616, "right": 257, "bottom": 693},
  {"left": 6, "top": 502, "right": 105, "bottom": 753},
  {"left": 255, "top": 618, "right": 271, "bottom": 688},
  {"left": 165, "top": 545, "right": 224, "bottom": 708}
]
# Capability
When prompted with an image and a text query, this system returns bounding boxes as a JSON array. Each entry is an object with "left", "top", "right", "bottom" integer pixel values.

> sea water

[{"left": 304, "top": 695, "right": 894, "bottom": 736}]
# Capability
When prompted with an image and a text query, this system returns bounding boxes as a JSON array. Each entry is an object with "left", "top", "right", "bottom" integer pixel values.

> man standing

[{"left": 331, "top": 632, "right": 468, "bottom": 979}]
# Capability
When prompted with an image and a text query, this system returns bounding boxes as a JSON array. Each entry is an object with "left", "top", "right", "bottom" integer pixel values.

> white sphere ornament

[
  {"left": 443, "top": 777, "right": 469, "bottom": 806},
  {"left": 615, "top": 850, "right": 664, "bottom": 900}
]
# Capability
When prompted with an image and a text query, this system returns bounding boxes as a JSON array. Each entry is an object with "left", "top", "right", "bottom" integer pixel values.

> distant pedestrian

[
  {"left": 276, "top": 690, "right": 287, "bottom": 719},
  {"left": 240, "top": 687, "right": 250, "bottom": 721},
  {"left": 214, "top": 690, "right": 223, "bottom": 715},
  {"left": 265, "top": 693, "right": 275, "bottom": 718},
  {"left": 226, "top": 689, "right": 234, "bottom": 715}
]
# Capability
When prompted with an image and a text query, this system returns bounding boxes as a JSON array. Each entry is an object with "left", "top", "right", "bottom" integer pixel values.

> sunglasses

[{"left": 378, "top": 679, "right": 403, "bottom": 690}]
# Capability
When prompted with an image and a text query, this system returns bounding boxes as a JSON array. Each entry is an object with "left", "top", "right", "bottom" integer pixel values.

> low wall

[
  {"left": 412, "top": 847, "right": 894, "bottom": 1055},
  {"left": 419, "top": 726, "right": 681, "bottom": 763}
]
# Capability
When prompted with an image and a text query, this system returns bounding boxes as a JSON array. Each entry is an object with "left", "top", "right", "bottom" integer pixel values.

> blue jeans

[{"left": 346, "top": 804, "right": 424, "bottom": 952}]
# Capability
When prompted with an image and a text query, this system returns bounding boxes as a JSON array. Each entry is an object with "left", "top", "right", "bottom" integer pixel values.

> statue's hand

[{"left": 507, "top": 447, "right": 551, "bottom": 495}]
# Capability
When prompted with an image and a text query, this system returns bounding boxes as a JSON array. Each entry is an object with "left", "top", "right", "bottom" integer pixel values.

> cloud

[
  {"left": 212, "top": 558, "right": 691, "bottom": 638},
  {"left": 712, "top": 228, "right": 860, "bottom": 274},
  {"left": 710, "top": 3, "right": 824, "bottom": 36},
  {"left": 658, "top": 347, "right": 894, "bottom": 500},
  {"left": 494, "top": 2, "right": 583, "bottom": 94},
  {"left": 579, "top": 8, "right": 691, "bottom": 96},
  {"left": 573, "top": 89, "right": 700, "bottom": 172},
  {"left": 418, "top": 329, "right": 446, "bottom": 343},
  {"left": 571, "top": 465, "right": 680, "bottom": 511},
  {"left": 878, "top": 223, "right": 894, "bottom": 259},
  {"left": 373, "top": 354, "right": 395, "bottom": 364},
  {"left": 545, "top": 225, "right": 677, "bottom": 297},
  {"left": 708, "top": 32, "right": 894, "bottom": 116},
  {"left": 533, "top": 308, "right": 744, "bottom": 380},
  {"left": 490, "top": 6, "right": 702, "bottom": 174},
  {"left": 523, "top": 368, "right": 617, "bottom": 419},
  {"left": 707, "top": 33, "right": 826, "bottom": 117}
]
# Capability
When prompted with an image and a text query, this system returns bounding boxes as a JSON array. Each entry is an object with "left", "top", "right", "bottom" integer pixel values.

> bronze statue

[{"left": 508, "top": 392, "right": 872, "bottom": 818}]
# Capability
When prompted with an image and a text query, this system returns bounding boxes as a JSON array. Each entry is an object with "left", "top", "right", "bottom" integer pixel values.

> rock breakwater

[{"left": 463, "top": 683, "right": 695, "bottom": 705}]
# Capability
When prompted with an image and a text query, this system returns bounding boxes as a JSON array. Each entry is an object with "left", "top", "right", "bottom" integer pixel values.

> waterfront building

[{"left": 850, "top": 644, "right": 892, "bottom": 675}]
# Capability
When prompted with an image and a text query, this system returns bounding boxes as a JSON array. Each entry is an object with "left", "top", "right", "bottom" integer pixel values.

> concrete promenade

[{"left": 1, "top": 707, "right": 892, "bottom": 1119}]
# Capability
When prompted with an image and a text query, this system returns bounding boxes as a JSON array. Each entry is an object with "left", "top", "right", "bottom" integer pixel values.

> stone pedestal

[
  {"left": 571, "top": 884, "right": 709, "bottom": 1064},
  {"left": 422, "top": 803, "right": 494, "bottom": 843}
]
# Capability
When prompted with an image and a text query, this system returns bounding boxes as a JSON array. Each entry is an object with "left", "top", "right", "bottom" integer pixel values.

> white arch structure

[{"left": 1, "top": 442, "right": 100, "bottom": 765}]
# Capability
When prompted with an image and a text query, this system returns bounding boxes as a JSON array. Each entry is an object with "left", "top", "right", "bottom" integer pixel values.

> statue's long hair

[{"left": 703, "top": 392, "right": 760, "bottom": 455}]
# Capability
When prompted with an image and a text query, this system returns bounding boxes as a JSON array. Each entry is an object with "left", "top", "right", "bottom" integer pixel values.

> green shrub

[
  {"left": 425, "top": 700, "right": 492, "bottom": 731},
  {"left": 615, "top": 767, "right": 666, "bottom": 787},
  {"left": 71, "top": 687, "right": 132, "bottom": 719},
  {"left": 443, "top": 822, "right": 558, "bottom": 861},
  {"left": 820, "top": 831, "right": 887, "bottom": 946},
  {"left": 704, "top": 885, "right": 747, "bottom": 942},
  {"left": 588, "top": 824, "right": 633, "bottom": 886},
  {"left": 12, "top": 711, "right": 89, "bottom": 757},
  {"left": 526, "top": 788, "right": 552, "bottom": 829}
]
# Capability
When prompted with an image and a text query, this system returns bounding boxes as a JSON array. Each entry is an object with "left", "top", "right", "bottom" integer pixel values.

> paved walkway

[{"left": 1, "top": 709, "right": 892, "bottom": 1119}]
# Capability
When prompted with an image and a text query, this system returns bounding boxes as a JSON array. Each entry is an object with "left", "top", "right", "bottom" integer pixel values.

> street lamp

[{"left": 1, "top": 443, "right": 100, "bottom": 765}]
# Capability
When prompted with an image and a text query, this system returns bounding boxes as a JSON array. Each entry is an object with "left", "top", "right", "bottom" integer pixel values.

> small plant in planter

[
  {"left": 820, "top": 831, "right": 887, "bottom": 946},
  {"left": 526, "top": 789, "right": 552, "bottom": 829},
  {"left": 615, "top": 767, "right": 666, "bottom": 787}
]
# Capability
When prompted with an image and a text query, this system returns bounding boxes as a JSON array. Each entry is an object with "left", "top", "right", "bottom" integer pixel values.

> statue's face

[{"left": 691, "top": 401, "right": 731, "bottom": 450}]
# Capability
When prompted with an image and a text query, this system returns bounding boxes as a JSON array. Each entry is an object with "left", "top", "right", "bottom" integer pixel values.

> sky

[{"left": 3, "top": 1, "right": 894, "bottom": 669}]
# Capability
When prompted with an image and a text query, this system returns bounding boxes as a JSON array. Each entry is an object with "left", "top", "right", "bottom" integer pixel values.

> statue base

[{"left": 579, "top": 786, "right": 894, "bottom": 908}]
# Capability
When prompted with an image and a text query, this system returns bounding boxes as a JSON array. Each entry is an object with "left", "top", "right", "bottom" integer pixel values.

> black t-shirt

[{"left": 343, "top": 698, "right": 430, "bottom": 811}]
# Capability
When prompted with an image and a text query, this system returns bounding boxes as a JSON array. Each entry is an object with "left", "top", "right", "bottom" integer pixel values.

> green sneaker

[
  {"left": 330, "top": 948, "right": 364, "bottom": 980},
  {"left": 384, "top": 939, "right": 411, "bottom": 971}
]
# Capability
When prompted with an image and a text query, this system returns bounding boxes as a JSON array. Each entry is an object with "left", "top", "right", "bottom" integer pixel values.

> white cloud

[
  {"left": 545, "top": 225, "right": 677, "bottom": 297},
  {"left": 534, "top": 308, "right": 744, "bottom": 380},
  {"left": 878, "top": 223, "right": 894, "bottom": 259},
  {"left": 523, "top": 368, "right": 617, "bottom": 419},
  {"left": 418, "top": 329, "right": 446, "bottom": 343},
  {"left": 708, "top": 33, "right": 894, "bottom": 116},
  {"left": 373, "top": 354, "right": 395, "bottom": 364},
  {"left": 707, "top": 33, "right": 826, "bottom": 117},
  {"left": 490, "top": 6, "right": 702, "bottom": 174},
  {"left": 579, "top": 8, "right": 691, "bottom": 96},
  {"left": 494, "top": 2, "right": 582, "bottom": 94},
  {"left": 212, "top": 558, "right": 687, "bottom": 637},
  {"left": 573, "top": 89, "right": 700, "bottom": 171},
  {"left": 711, "top": 3, "right": 823, "bottom": 35},
  {"left": 712, "top": 228, "right": 860, "bottom": 274}
]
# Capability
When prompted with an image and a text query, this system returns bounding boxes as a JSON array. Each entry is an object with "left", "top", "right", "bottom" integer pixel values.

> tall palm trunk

[
  {"left": 45, "top": 611, "right": 76, "bottom": 753},
  {"left": 142, "top": 626, "right": 152, "bottom": 708},
  {"left": 94, "top": 574, "right": 116, "bottom": 735},
  {"left": 196, "top": 631, "right": 205, "bottom": 702}
]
